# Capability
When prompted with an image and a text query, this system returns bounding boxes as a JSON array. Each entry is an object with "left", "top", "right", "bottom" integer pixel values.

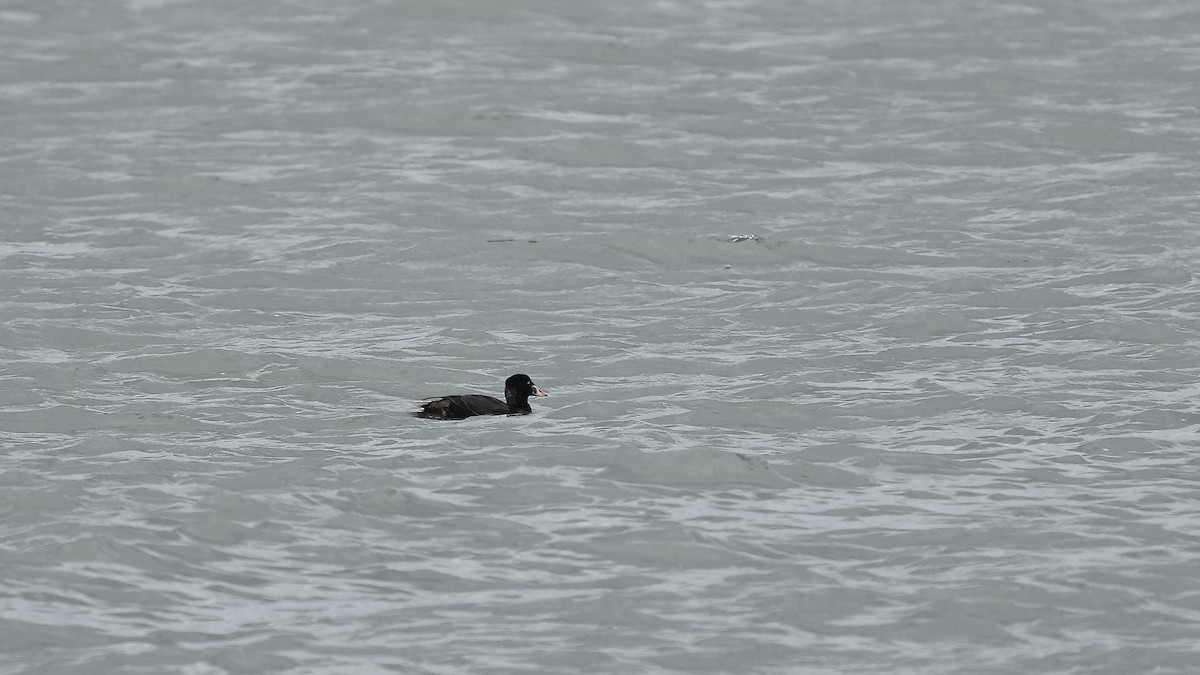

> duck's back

[{"left": 417, "top": 394, "right": 510, "bottom": 420}]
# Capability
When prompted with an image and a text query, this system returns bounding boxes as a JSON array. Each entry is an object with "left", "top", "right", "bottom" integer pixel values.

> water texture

[{"left": 2, "top": 0, "right": 1199, "bottom": 673}]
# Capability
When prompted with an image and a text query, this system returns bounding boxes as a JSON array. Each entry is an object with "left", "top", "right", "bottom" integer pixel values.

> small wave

[{"left": 599, "top": 447, "right": 795, "bottom": 488}]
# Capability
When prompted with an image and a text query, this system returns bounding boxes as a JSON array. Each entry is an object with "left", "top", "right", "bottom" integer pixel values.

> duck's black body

[{"left": 416, "top": 374, "right": 548, "bottom": 420}]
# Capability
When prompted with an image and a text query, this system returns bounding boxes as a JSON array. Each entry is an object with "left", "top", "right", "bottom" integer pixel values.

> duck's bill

[{"left": 534, "top": 386, "right": 549, "bottom": 397}]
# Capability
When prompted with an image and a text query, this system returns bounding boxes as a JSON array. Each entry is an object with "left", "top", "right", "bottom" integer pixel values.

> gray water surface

[{"left": 3, "top": 1, "right": 1200, "bottom": 673}]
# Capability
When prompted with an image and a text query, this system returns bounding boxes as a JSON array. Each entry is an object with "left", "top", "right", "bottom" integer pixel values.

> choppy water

[{"left": 3, "top": 0, "right": 1200, "bottom": 673}]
